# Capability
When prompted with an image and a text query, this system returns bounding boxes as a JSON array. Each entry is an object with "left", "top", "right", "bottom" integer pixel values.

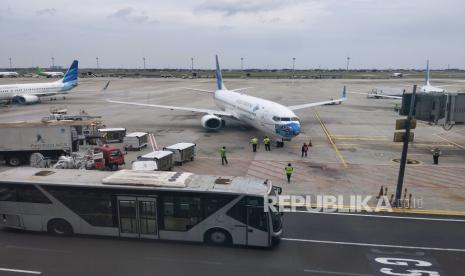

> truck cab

[{"left": 94, "top": 145, "right": 125, "bottom": 170}]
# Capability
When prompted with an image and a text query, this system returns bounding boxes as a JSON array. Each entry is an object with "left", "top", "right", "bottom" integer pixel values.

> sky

[{"left": 1, "top": 0, "right": 464, "bottom": 69}]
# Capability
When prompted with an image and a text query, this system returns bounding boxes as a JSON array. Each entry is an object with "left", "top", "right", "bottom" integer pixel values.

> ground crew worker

[
  {"left": 220, "top": 146, "right": 228, "bottom": 165},
  {"left": 250, "top": 137, "right": 259, "bottom": 152},
  {"left": 263, "top": 136, "right": 271, "bottom": 151},
  {"left": 432, "top": 147, "right": 441, "bottom": 165},
  {"left": 301, "top": 143, "right": 308, "bottom": 157},
  {"left": 285, "top": 163, "right": 294, "bottom": 183}
]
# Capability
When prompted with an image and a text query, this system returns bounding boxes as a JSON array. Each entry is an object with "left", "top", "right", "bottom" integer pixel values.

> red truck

[{"left": 94, "top": 145, "right": 125, "bottom": 170}]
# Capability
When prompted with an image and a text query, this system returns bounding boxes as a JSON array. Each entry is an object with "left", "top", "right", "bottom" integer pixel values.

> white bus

[{"left": 0, "top": 168, "right": 282, "bottom": 247}]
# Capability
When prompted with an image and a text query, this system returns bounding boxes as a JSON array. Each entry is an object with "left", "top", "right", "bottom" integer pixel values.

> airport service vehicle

[
  {"left": 93, "top": 145, "right": 125, "bottom": 170},
  {"left": 0, "top": 168, "right": 283, "bottom": 247},
  {"left": 123, "top": 132, "right": 148, "bottom": 151},
  {"left": 0, "top": 72, "right": 18, "bottom": 78},
  {"left": 98, "top": 128, "right": 126, "bottom": 143},
  {"left": 163, "top": 142, "right": 196, "bottom": 165},
  {"left": 133, "top": 151, "right": 173, "bottom": 171},
  {"left": 0, "top": 122, "right": 77, "bottom": 166},
  {"left": 107, "top": 55, "right": 347, "bottom": 146},
  {"left": 0, "top": 60, "right": 78, "bottom": 104}
]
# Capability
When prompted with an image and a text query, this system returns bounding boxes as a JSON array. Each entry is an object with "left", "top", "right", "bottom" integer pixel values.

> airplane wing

[
  {"left": 287, "top": 86, "right": 348, "bottom": 111},
  {"left": 230, "top": 87, "right": 253, "bottom": 92},
  {"left": 180, "top": 87, "right": 214, "bottom": 94},
  {"left": 375, "top": 94, "right": 402, "bottom": 99},
  {"left": 106, "top": 99, "right": 234, "bottom": 118}
]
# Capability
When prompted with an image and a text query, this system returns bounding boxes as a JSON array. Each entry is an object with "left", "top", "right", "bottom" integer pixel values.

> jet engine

[
  {"left": 13, "top": 95, "right": 40, "bottom": 104},
  {"left": 201, "top": 114, "right": 224, "bottom": 130}
]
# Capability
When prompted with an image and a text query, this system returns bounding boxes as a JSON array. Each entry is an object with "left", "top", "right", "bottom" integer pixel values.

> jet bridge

[{"left": 400, "top": 92, "right": 465, "bottom": 130}]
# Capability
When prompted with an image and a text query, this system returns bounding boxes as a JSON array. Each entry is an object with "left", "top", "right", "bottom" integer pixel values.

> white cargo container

[
  {"left": 163, "top": 142, "right": 196, "bottom": 165},
  {"left": 134, "top": 150, "right": 173, "bottom": 171},
  {"left": 123, "top": 132, "right": 148, "bottom": 151}
]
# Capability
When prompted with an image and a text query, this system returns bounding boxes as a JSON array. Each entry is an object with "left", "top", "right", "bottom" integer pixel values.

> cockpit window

[
  {"left": 280, "top": 117, "right": 291, "bottom": 121},
  {"left": 272, "top": 116, "right": 280, "bottom": 122},
  {"left": 291, "top": 117, "right": 300, "bottom": 122}
]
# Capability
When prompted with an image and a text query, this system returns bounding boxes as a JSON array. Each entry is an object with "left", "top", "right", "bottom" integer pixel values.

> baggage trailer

[
  {"left": 123, "top": 132, "right": 148, "bottom": 151},
  {"left": 98, "top": 128, "right": 126, "bottom": 143},
  {"left": 133, "top": 151, "right": 173, "bottom": 171},
  {"left": 163, "top": 142, "right": 196, "bottom": 165},
  {"left": 0, "top": 122, "right": 77, "bottom": 166}
]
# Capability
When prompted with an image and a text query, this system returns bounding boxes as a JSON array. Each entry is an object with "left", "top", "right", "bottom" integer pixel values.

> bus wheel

[
  {"left": 8, "top": 156, "right": 21, "bottom": 166},
  {"left": 47, "top": 219, "right": 73, "bottom": 236},
  {"left": 205, "top": 228, "right": 231, "bottom": 246}
]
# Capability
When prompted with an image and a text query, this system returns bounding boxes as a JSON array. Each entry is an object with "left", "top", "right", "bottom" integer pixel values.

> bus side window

[
  {"left": 0, "top": 184, "right": 16, "bottom": 201},
  {"left": 162, "top": 195, "right": 201, "bottom": 231},
  {"left": 226, "top": 198, "right": 247, "bottom": 224}
]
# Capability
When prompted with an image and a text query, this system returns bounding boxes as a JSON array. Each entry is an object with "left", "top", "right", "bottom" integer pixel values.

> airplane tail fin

[
  {"left": 342, "top": 86, "right": 348, "bottom": 100},
  {"left": 425, "top": 59, "right": 430, "bottom": 86},
  {"left": 61, "top": 60, "right": 78, "bottom": 85},
  {"left": 215, "top": 55, "right": 226, "bottom": 91}
]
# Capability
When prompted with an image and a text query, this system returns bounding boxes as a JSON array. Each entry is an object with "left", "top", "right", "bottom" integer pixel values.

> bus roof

[{"left": 0, "top": 168, "right": 271, "bottom": 196}]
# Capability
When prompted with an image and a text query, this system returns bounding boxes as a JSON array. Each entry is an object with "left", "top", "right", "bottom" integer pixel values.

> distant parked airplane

[
  {"left": 107, "top": 55, "right": 347, "bottom": 146},
  {"left": 36, "top": 67, "right": 64, "bottom": 78},
  {"left": 0, "top": 60, "right": 78, "bottom": 104},
  {"left": 0, "top": 72, "right": 18, "bottom": 78}
]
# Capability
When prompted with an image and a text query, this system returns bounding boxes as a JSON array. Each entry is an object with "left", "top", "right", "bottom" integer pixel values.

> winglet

[
  {"left": 215, "top": 55, "right": 226, "bottom": 90},
  {"left": 102, "top": 80, "right": 110, "bottom": 91}
]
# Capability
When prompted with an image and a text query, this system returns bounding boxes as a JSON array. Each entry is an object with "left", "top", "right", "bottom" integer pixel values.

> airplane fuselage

[
  {"left": 214, "top": 89, "right": 301, "bottom": 140},
  {"left": 0, "top": 81, "right": 77, "bottom": 101}
]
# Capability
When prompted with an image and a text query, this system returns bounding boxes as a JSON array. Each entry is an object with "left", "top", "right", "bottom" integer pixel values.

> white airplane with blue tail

[
  {"left": 107, "top": 55, "right": 347, "bottom": 145},
  {"left": 0, "top": 60, "right": 78, "bottom": 104}
]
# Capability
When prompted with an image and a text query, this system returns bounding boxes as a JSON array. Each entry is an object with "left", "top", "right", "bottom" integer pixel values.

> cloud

[
  {"left": 108, "top": 7, "right": 150, "bottom": 23},
  {"left": 196, "top": 0, "right": 292, "bottom": 16},
  {"left": 36, "top": 8, "right": 56, "bottom": 16}
]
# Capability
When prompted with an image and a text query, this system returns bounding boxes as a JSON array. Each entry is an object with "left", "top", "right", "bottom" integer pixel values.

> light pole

[
  {"left": 51, "top": 57, "right": 55, "bottom": 68},
  {"left": 292, "top": 57, "right": 296, "bottom": 78},
  {"left": 142, "top": 57, "right": 146, "bottom": 70},
  {"left": 191, "top": 57, "right": 194, "bottom": 72},
  {"left": 96, "top": 57, "right": 100, "bottom": 69},
  {"left": 241, "top": 57, "right": 244, "bottom": 71},
  {"left": 346, "top": 56, "right": 350, "bottom": 71},
  {"left": 8, "top": 57, "right": 12, "bottom": 69}
]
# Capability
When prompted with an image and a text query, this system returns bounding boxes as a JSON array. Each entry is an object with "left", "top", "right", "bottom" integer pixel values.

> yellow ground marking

[{"left": 313, "top": 110, "right": 348, "bottom": 169}]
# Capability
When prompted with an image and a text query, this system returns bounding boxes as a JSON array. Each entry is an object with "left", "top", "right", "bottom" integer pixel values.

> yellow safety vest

[
  {"left": 220, "top": 148, "right": 226, "bottom": 157},
  {"left": 285, "top": 166, "right": 294, "bottom": 174},
  {"left": 264, "top": 138, "right": 270, "bottom": 144},
  {"left": 251, "top": 138, "right": 258, "bottom": 145}
]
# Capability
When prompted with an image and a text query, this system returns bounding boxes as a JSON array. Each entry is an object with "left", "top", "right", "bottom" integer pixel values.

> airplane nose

[{"left": 292, "top": 123, "right": 301, "bottom": 136}]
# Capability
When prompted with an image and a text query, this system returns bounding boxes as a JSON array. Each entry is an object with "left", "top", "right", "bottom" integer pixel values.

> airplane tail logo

[
  {"left": 62, "top": 60, "right": 78, "bottom": 84},
  {"left": 215, "top": 55, "right": 226, "bottom": 90}
]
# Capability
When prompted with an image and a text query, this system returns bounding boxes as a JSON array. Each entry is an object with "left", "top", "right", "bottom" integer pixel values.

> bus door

[
  {"left": 246, "top": 205, "right": 270, "bottom": 247},
  {"left": 117, "top": 196, "right": 158, "bottom": 239}
]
